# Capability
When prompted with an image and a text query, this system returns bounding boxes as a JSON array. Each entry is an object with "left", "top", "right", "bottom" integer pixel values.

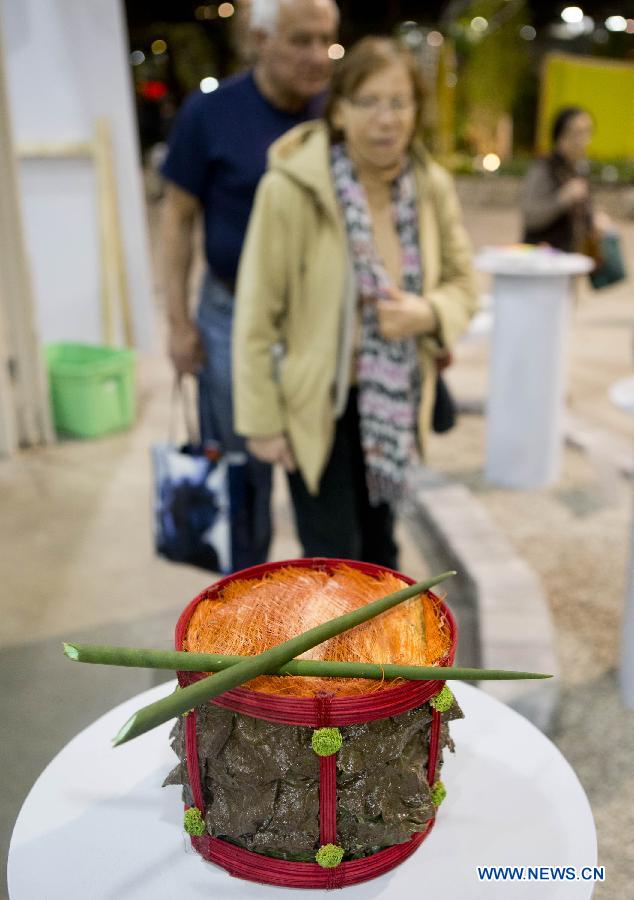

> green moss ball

[
  {"left": 311, "top": 727, "right": 343, "bottom": 757},
  {"left": 431, "top": 780, "right": 447, "bottom": 807},
  {"left": 430, "top": 685, "right": 454, "bottom": 712},
  {"left": 315, "top": 843, "right": 345, "bottom": 868},
  {"left": 183, "top": 806, "right": 206, "bottom": 836}
]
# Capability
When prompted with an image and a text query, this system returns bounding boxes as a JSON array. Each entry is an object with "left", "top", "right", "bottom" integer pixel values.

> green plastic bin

[{"left": 45, "top": 342, "right": 136, "bottom": 438}]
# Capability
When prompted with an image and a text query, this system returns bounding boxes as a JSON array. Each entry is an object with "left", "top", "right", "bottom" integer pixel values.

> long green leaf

[
  {"left": 113, "top": 570, "right": 455, "bottom": 745},
  {"left": 64, "top": 642, "right": 551, "bottom": 683}
]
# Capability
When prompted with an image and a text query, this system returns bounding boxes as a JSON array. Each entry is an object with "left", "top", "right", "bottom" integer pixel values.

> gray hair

[{"left": 250, "top": 0, "right": 283, "bottom": 34}]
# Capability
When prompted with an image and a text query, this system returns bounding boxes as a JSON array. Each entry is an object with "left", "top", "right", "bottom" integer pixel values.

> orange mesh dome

[{"left": 183, "top": 565, "right": 452, "bottom": 697}]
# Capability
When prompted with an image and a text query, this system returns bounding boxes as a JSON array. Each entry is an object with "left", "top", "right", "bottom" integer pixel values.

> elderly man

[{"left": 161, "top": 0, "right": 338, "bottom": 569}]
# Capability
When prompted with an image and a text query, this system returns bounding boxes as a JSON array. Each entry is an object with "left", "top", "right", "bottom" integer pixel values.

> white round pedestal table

[
  {"left": 476, "top": 247, "right": 594, "bottom": 489},
  {"left": 8, "top": 681, "right": 598, "bottom": 899}
]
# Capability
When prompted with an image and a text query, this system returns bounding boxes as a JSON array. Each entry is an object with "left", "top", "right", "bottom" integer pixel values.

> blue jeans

[{"left": 196, "top": 272, "right": 272, "bottom": 571}]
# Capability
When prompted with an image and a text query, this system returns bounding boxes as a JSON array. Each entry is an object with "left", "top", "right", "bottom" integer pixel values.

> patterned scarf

[{"left": 330, "top": 142, "right": 422, "bottom": 507}]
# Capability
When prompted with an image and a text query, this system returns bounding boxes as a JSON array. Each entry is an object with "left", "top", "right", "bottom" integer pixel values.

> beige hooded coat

[{"left": 233, "top": 121, "right": 477, "bottom": 495}]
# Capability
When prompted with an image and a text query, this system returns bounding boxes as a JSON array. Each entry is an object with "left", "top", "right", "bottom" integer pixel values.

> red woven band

[
  {"left": 191, "top": 819, "right": 434, "bottom": 889},
  {"left": 194, "top": 676, "right": 449, "bottom": 726},
  {"left": 319, "top": 754, "right": 338, "bottom": 845},
  {"left": 185, "top": 711, "right": 205, "bottom": 812},
  {"left": 315, "top": 689, "right": 339, "bottom": 846},
  {"left": 427, "top": 707, "right": 443, "bottom": 786},
  {"left": 314, "top": 691, "right": 333, "bottom": 726}
]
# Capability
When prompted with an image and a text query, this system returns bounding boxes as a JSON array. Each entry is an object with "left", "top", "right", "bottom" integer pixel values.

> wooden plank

[
  {"left": 16, "top": 140, "right": 94, "bottom": 159},
  {"left": 0, "top": 17, "right": 54, "bottom": 454},
  {"left": 95, "top": 117, "right": 134, "bottom": 346},
  {"left": 94, "top": 119, "right": 116, "bottom": 343}
]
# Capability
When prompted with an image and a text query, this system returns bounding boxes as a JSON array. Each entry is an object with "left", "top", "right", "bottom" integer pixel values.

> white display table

[
  {"left": 8, "top": 682, "right": 598, "bottom": 898},
  {"left": 609, "top": 375, "right": 634, "bottom": 417},
  {"left": 476, "top": 247, "right": 594, "bottom": 489}
]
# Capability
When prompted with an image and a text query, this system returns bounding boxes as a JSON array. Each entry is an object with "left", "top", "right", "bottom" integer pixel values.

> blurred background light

[
  {"left": 404, "top": 29, "right": 424, "bottom": 47},
  {"left": 470, "top": 16, "right": 488, "bottom": 33},
  {"left": 200, "top": 76, "right": 219, "bottom": 93},
  {"left": 482, "top": 153, "right": 501, "bottom": 172},
  {"left": 139, "top": 80, "right": 168, "bottom": 100},
  {"left": 130, "top": 50, "right": 145, "bottom": 66},
  {"left": 427, "top": 30, "right": 444, "bottom": 47},
  {"left": 328, "top": 43, "right": 345, "bottom": 60},
  {"left": 151, "top": 39, "right": 167, "bottom": 55},
  {"left": 218, "top": 2, "right": 234, "bottom": 17},
  {"left": 551, "top": 11, "right": 594, "bottom": 40},
  {"left": 561, "top": 7, "right": 584, "bottom": 24},
  {"left": 519, "top": 25, "right": 537, "bottom": 41},
  {"left": 605, "top": 16, "right": 627, "bottom": 32}
]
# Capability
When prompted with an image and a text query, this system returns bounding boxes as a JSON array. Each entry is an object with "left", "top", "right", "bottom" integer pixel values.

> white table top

[
  {"left": 609, "top": 375, "right": 634, "bottom": 416},
  {"left": 476, "top": 246, "right": 594, "bottom": 277},
  {"left": 8, "top": 682, "right": 597, "bottom": 899}
]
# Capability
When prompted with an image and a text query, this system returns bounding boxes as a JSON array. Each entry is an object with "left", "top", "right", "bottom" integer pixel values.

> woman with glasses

[{"left": 233, "top": 37, "right": 477, "bottom": 567}]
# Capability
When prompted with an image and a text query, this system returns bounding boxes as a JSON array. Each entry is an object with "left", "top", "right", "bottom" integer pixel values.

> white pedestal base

[
  {"left": 476, "top": 247, "right": 593, "bottom": 490},
  {"left": 485, "top": 274, "right": 571, "bottom": 489}
]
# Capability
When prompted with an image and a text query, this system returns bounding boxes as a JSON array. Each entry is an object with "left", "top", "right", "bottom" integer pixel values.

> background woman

[
  {"left": 521, "top": 106, "right": 599, "bottom": 254},
  {"left": 233, "top": 37, "right": 477, "bottom": 568}
]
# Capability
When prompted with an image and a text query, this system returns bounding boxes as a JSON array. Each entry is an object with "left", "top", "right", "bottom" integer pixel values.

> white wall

[{"left": 0, "top": 0, "right": 154, "bottom": 349}]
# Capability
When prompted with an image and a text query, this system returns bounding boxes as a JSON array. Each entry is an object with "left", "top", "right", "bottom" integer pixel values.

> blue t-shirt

[{"left": 162, "top": 71, "right": 322, "bottom": 281}]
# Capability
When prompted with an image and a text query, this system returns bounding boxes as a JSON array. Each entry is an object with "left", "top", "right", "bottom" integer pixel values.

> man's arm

[{"left": 162, "top": 183, "right": 205, "bottom": 374}]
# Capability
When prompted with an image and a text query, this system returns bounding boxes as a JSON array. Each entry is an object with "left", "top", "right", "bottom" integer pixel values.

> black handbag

[{"left": 432, "top": 374, "right": 457, "bottom": 434}]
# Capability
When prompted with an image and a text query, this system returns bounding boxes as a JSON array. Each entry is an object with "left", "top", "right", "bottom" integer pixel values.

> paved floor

[
  {"left": 1, "top": 206, "right": 632, "bottom": 898},
  {"left": 434, "top": 208, "right": 634, "bottom": 899}
]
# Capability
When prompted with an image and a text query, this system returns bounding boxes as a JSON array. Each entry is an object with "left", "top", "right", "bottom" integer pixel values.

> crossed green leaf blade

[
  {"left": 64, "top": 643, "right": 550, "bottom": 685},
  {"left": 61, "top": 569, "right": 552, "bottom": 746}
]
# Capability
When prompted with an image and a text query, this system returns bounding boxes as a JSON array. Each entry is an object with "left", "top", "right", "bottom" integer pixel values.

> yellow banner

[{"left": 538, "top": 53, "right": 634, "bottom": 160}]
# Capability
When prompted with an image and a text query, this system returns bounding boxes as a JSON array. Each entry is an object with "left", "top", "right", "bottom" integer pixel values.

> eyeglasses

[{"left": 345, "top": 95, "right": 415, "bottom": 116}]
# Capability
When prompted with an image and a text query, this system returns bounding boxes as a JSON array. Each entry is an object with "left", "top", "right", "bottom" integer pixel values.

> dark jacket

[{"left": 521, "top": 153, "right": 594, "bottom": 253}]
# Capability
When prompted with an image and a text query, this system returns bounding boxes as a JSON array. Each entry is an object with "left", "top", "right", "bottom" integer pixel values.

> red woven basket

[{"left": 175, "top": 557, "right": 458, "bottom": 889}]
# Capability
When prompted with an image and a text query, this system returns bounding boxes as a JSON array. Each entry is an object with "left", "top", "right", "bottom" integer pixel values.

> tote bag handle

[{"left": 168, "top": 375, "right": 199, "bottom": 446}]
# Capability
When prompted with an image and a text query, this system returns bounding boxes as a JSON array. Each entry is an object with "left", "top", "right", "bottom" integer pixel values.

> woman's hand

[
  {"left": 247, "top": 435, "right": 297, "bottom": 472},
  {"left": 168, "top": 320, "right": 205, "bottom": 375},
  {"left": 558, "top": 177, "right": 589, "bottom": 208},
  {"left": 594, "top": 210, "right": 613, "bottom": 236},
  {"left": 376, "top": 286, "right": 438, "bottom": 340}
]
